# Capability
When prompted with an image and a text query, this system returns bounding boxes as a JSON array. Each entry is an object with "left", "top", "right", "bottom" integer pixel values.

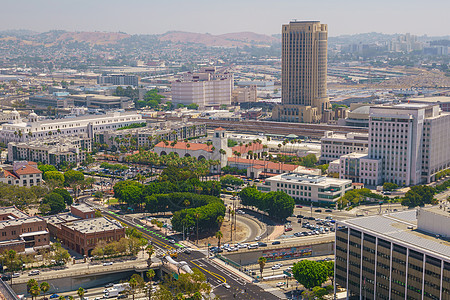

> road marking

[{"left": 190, "top": 260, "right": 227, "bottom": 283}]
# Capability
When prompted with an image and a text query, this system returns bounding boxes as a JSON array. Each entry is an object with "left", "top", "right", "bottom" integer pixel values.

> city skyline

[{"left": 1, "top": 0, "right": 449, "bottom": 37}]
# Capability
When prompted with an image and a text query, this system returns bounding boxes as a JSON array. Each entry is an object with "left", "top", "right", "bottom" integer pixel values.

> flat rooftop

[
  {"left": 64, "top": 217, "right": 123, "bottom": 234},
  {"left": 0, "top": 206, "right": 29, "bottom": 219},
  {"left": 0, "top": 216, "right": 44, "bottom": 230},
  {"left": 271, "top": 172, "right": 351, "bottom": 186},
  {"left": 406, "top": 96, "right": 450, "bottom": 103},
  {"left": 339, "top": 210, "right": 450, "bottom": 259},
  {"left": 71, "top": 204, "right": 95, "bottom": 213}
]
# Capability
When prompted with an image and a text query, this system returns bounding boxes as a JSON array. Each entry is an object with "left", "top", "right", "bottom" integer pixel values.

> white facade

[
  {"left": 262, "top": 172, "right": 352, "bottom": 204},
  {"left": 171, "top": 67, "right": 233, "bottom": 108},
  {"left": 417, "top": 207, "right": 450, "bottom": 238},
  {"left": 320, "top": 131, "right": 368, "bottom": 163},
  {"left": 0, "top": 111, "right": 143, "bottom": 144},
  {"left": 338, "top": 152, "right": 382, "bottom": 186},
  {"left": 368, "top": 104, "right": 450, "bottom": 185}
]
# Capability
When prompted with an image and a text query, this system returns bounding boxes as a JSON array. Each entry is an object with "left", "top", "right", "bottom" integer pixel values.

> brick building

[
  {"left": 70, "top": 204, "right": 95, "bottom": 219},
  {"left": 0, "top": 206, "right": 49, "bottom": 253},
  {"left": 59, "top": 217, "right": 125, "bottom": 256}
]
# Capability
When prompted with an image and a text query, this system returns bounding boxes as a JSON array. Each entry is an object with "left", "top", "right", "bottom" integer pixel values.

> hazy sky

[{"left": 1, "top": 0, "right": 449, "bottom": 36}]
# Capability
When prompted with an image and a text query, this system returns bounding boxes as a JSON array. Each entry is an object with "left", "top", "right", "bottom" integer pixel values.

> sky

[{"left": 1, "top": 0, "right": 449, "bottom": 37}]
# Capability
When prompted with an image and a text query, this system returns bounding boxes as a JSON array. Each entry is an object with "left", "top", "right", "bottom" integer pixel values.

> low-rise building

[
  {"left": 320, "top": 131, "right": 369, "bottom": 163},
  {"left": 335, "top": 208, "right": 450, "bottom": 299},
  {"left": 0, "top": 161, "right": 42, "bottom": 187},
  {"left": 97, "top": 74, "right": 139, "bottom": 87},
  {"left": 0, "top": 206, "right": 49, "bottom": 253},
  {"left": 68, "top": 94, "right": 133, "bottom": 110},
  {"left": 59, "top": 217, "right": 125, "bottom": 256},
  {"left": 231, "top": 85, "right": 257, "bottom": 104},
  {"left": 8, "top": 135, "right": 91, "bottom": 166},
  {"left": 94, "top": 121, "right": 206, "bottom": 150},
  {"left": 70, "top": 204, "right": 95, "bottom": 219},
  {"left": 261, "top": 172, "right": 352, "bottom": 204}
]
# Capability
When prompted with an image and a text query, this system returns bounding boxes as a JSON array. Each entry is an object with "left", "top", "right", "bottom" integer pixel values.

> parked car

[
  {"left": 295, "top": 205, "right": 303, "bottom": 208},
  {"left": 325, "top": 209, "right": 333, "bottom": 213},
  {"left": 314, "top": 209, "right": 322, "bottom": 213},
  {"left": 49, "top": 295, "right": 59, "bottom": 299},
  {"left": 12, "top": 273, "right": 20, "bottom": 278},
  {"left": 168, "top": 239, "right": 176, "bottom": 244},
  {"left": 258, "top": 242, "right": 267, "bottom": 247},
  {"left": 271, "top": 265, "right": 281, "bottom": 270},
  {"left": 103, "top": 262, "right": 113, "bottom": 266},
  {"left": 284, "top": 227, "right": 293, "bottom": 232},
  {"left": 255, "top": 236, "right": 261, "bottom": 241},
  {"left": 272, "top": 241, "right": 281, "bottom": 245},
  {"left": 276, "top": 282, "right": 285, "bottom": 287}
]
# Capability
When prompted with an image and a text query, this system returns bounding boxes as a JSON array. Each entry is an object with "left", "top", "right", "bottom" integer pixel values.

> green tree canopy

[
  {"left": 52, "top": 188, "right": 73, "bottom": 205},
  {"left": 220, "top": 174, "right": 244, "bottom": 187},
  {"left": 43, "top": 171, "right": 65, "bottom": 184},
  {"left": 42, "top": 193, "right": 65, "bottom": 214},
  {"left": 402, "top": 185, "right": 437, "bottom": 208},
  {"left": 383, "top": 182, "right": 398, "bottom": 191},
  {"left": 292, "top": 260, "right": 329, "bottom": 289},
  {"left": 63, "top": 170, "right": 84, "bottom": 185},
  {"left": 38, "top": 164, "right": 57, "bottom": 174}
]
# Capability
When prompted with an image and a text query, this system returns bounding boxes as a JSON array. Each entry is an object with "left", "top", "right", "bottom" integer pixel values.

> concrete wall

[{"left": 222, "top": 241, "right": 334, "bottom": 265}]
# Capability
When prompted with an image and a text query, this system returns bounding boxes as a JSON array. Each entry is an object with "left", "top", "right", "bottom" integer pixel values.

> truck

[{"left": 104, "top": 289, "right": 119, "bottom": 298}]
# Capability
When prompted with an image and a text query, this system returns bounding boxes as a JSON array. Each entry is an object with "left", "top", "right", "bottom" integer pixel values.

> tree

[
  {"left": 401, "top": 185, "right": 437, "bottom": 208},
  {"left": 215, "top": 231, "right": 223, "bottom": 248},
  {"left": 146, "top": 245, "right": 154, "bottom": 260},
  {"left": 147, "top": 269, "right": 156, "bottom": 281},
  {"left": 40, "top": 282, "right": 50, "bottom": 299},
  {"left": 258, "top": 257, "right": 266, "bottom": 279},
  {"left": 265, "top": 191, "right": 295, "bottom": 220},
  {"left": 41, "top": 193, "right": 65, "bottom": 214},
  {"left": 129, "top": 277, "right": 138, "bottom": 300},
  {"left": 53, "top": 188, "right": 73, "bottom": 205},
  {"left": 27, "top": 279, "right": 38, "bottom": 292},
  {"left": 220, "top": 175, "right": 244, "bottom": 187},
  {"left": 383, "top": 182, "right": 398, "bottom": 191},
  {"left": 38, "top": 164, "right": 57, "bottom": 174},
  {"left": 43, "top": 171, "right": 65, "bottom": 186},
  {"left": 77, "top": 287, "right": 85, "bottom": 300},
  {"left": 29, "top": 284, "right": 40, "bottom": 300},
  {"left": 292, "top": 260, "right": 328, "bottom": 289},
  {"left": 64, "top": 170, "right": 84, "bottom": 185}
]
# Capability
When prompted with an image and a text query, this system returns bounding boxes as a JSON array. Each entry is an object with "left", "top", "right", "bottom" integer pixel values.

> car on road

[
  {"left": 117, "top": 295, "right": 128, "bottom": 299},
  {"left": 184, "top": 248, "right": 191, "bottom": 254},
  {"left": 103, "top": 262, "right": 113, "bottom": 266},
  {"left": 276, "top": 282, "right": 285, "bottom": 287},
  {"left": 49, "top": 295, "right": 59, "bottom": 299},
  {"left": 12, "top": 273, "right": 20, "bottom": 278},
  {"left": 258, "top": 242, "right": 267, "bottom": 247},
  {"left": 237, "top": 210, "right": 245, "bottom": 214},
  {"left": 168, "top": 239, "right": 176, "bottom": 244},
  {"left": 272, "top": 241, "right": 281, "bottom": 245},
  {"left": 105, "top": 283, "right": 114, "bottom": 288},
  {"left": 296, "top": 214, "right": 304, "bottom": 218},
  {"left": 224, "top": 283, "right": 231, "bottom": 289},
  {"left": 255, "top": 236, "right": 261, "bottom": 241},
  {"left": 307, "top": 216, "right": 315, "bottom": 220},
  {"left": 295, "top": 205, "right": 303, "bottom": 208},
  {"left": 28, "top": 270, "right": 40, "bottom": 276},
  {"left": 325, "top": 209, "right": 333, "bottom": 213},
  {"left": 314, "top": 209, "right": 322, "bottom": 213},
  {"left": 271, "top": 265, "right": 281, "bottom": 270},
  {"left": 284, "top": 227, "right": 293, "bottom": 232}
]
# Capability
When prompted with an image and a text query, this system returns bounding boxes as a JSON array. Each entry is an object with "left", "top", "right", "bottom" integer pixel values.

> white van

[{"left": 248, "top": 243, "right": 259, "bottom": 249}]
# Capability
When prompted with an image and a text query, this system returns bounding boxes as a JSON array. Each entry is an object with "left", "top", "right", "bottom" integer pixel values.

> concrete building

[
  {"left": 273, "top": 21, "right": 330, "bottom": 123},
  {"left": 0, "top": 161, "right": 42, "bottom": 187},
  {"left": 27, "top": 93, "right": 73, "bottom": 109},
  {"left": 401, "top": 96, "right": 450, "bottom": 112},
  {"left": 171, "top": 67, "right": 233, "bottom": 108},
  {"left": 0, "top": 110, "right": 143, "bottom": 144},
  {"left": 0, "top": 206, "right": 49, "bottom": 253},
  {"left": 8, "top": 134, "right": 91, "bottom": 166},
  {"left": 320, "top": 131, "right": 369, "bottom": 163},
  {"left": 94, "top": 121, "right": 206, "bottom": 151},
  {"left": 338, "top": 152, "right": 383, "bottom": 186},
  {"left": 262, "top": 172, "right": 352, "bottom": 204},
  {"left": 231, "top": 86, "right": 257, "bottom": 104},
  {"left": 335, "top": 208, "right": 450, "bottom": 299},
  {"left": 97, "top": 74, "right": 139, "bottom": 87},
  {"left": 59, "top": 217, "right": 125, "bottom": 256},
  {"left": 68, "top": 94, "right": 133, "bottom": 110}
]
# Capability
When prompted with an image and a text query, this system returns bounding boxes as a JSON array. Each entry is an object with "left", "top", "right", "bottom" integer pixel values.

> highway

[{"left": 84, "top": 199, "right": 281, "bottom": 299}]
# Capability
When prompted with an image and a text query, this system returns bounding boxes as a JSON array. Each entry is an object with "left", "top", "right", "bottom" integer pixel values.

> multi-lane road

[{"left": 84, "top": 199, "right": 281, "bottom": 299}]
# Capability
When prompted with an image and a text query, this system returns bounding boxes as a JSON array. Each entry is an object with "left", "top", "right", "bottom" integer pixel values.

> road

[{"left": 84, "top": 199, "right": 282, "bottom": 299}]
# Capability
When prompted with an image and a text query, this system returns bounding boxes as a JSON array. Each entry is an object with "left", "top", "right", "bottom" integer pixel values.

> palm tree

[
  {"left": 146, "top": 269, "right": 156, "bottom": 300},
  {"left": 215, "top": 231, "right": 223, "bottom": 248},
  {"left": 146, "top": 245, "right": 154, "bottom": 260},
  {"left": 258, "top": 257, "right": 267, "bottom": 279},
  {"left": 195, "top": 212, "right": 200, "bottom": 245},
  {"left": 230, "top": 209, "right": 235, "bottom": 241},
  {"left": 27, "top": 279, "right": 38, "bottom": 292},
  {"left": 40, "top": 282, "right": 50, "bottom": 300},
  {"left": 29, "top": 285, "right": 40, "bottom": 300},
  {"left": 77, "top": 287, "right": 85, "bottom": 300},
  {"left": 129, "top": 277, "right": 138, "bottom": 300}
]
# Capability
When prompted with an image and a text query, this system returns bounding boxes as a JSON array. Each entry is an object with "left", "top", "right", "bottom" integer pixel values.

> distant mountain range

[{"left": 0, "top": 30, "right": 447, "bottom": 47}]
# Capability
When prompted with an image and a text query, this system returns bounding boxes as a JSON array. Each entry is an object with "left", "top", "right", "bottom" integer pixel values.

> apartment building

[
  {"left": 59, "top": 217, "right": 125, "bottom": 256},
  {"left": 262, "top": 172, "right": 352, "bottom": 204},
  {"left": 335, "top": 208, "right": 450, "bottom": 299},
  {"left": 231, "top": 85, "right": 257, "bottom": 104},
  {"left": 8, "top": 134, "right": 91, "bottom": 166},
  {"left": 320, "top": 131, "right": 369, "bottom": 163},
  {"left": 0, "top": 206, "right": 49, "bottom": 253},
  {"left": 171, "top": 67, "right": 233, "bottom": 108},
  {"left": 0, "top": 110, "right": 143, "bottom": 144},
  {"left": 94, "top": 121, "right": 206, "bottom": 150}
]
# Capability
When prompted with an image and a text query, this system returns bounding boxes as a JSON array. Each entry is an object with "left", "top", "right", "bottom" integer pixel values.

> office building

[
  {"left": 68, "top": 94, "right": 133, "bottom": 110},
  {"left": 0, "top": 206, "right": 49, "bottom": 253},
  {"left": 0, "top": 110, "right": 143, "bottom": 144},
  {"left": 97, "top": 74, "right": 139, "bottom": 87},
  {"left": 171, "top": 67, "right": 233, "bottom": 108},
  {"left": 262, "top": 172, "right": 352, "bottom": 204},
  {"left": 273, "top": 21, "right": 330, "bottom": 123},
  {"left": 335, "top": 208, "right": 450, "bottom": 299},
  {"left": 27, "top": 93, "right": 73, "bottom": 109},
  {"left": 8, "top": 134, "right": 92, "bottom": 166},
  {"left": 59, "top": 217, "right": 125, "bottom": 256},
  {"left": 231, "top": 86, "right": 257, "bottom": 104},
  {"left": 320, "top": 131, "right": 369, "bottom": 163}
]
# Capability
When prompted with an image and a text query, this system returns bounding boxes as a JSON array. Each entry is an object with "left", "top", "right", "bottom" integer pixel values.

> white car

[
  {"left": 276, "top": 282, "right": 285, "bottom": 287},
  {"left": 103, "top": 262, "right": 113, "bottom": 266},
  {"left": 271, "top": 265, "right": 281, "bottom": 270},
  {"left": 224, "top": 283, "right": 231, "bottom": 289},
  {"left": 12, "top": 273, "right": 20, "bottom": 278},
  {"left": 255, "top": 236, "right": 261, "bottom": 241}
]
